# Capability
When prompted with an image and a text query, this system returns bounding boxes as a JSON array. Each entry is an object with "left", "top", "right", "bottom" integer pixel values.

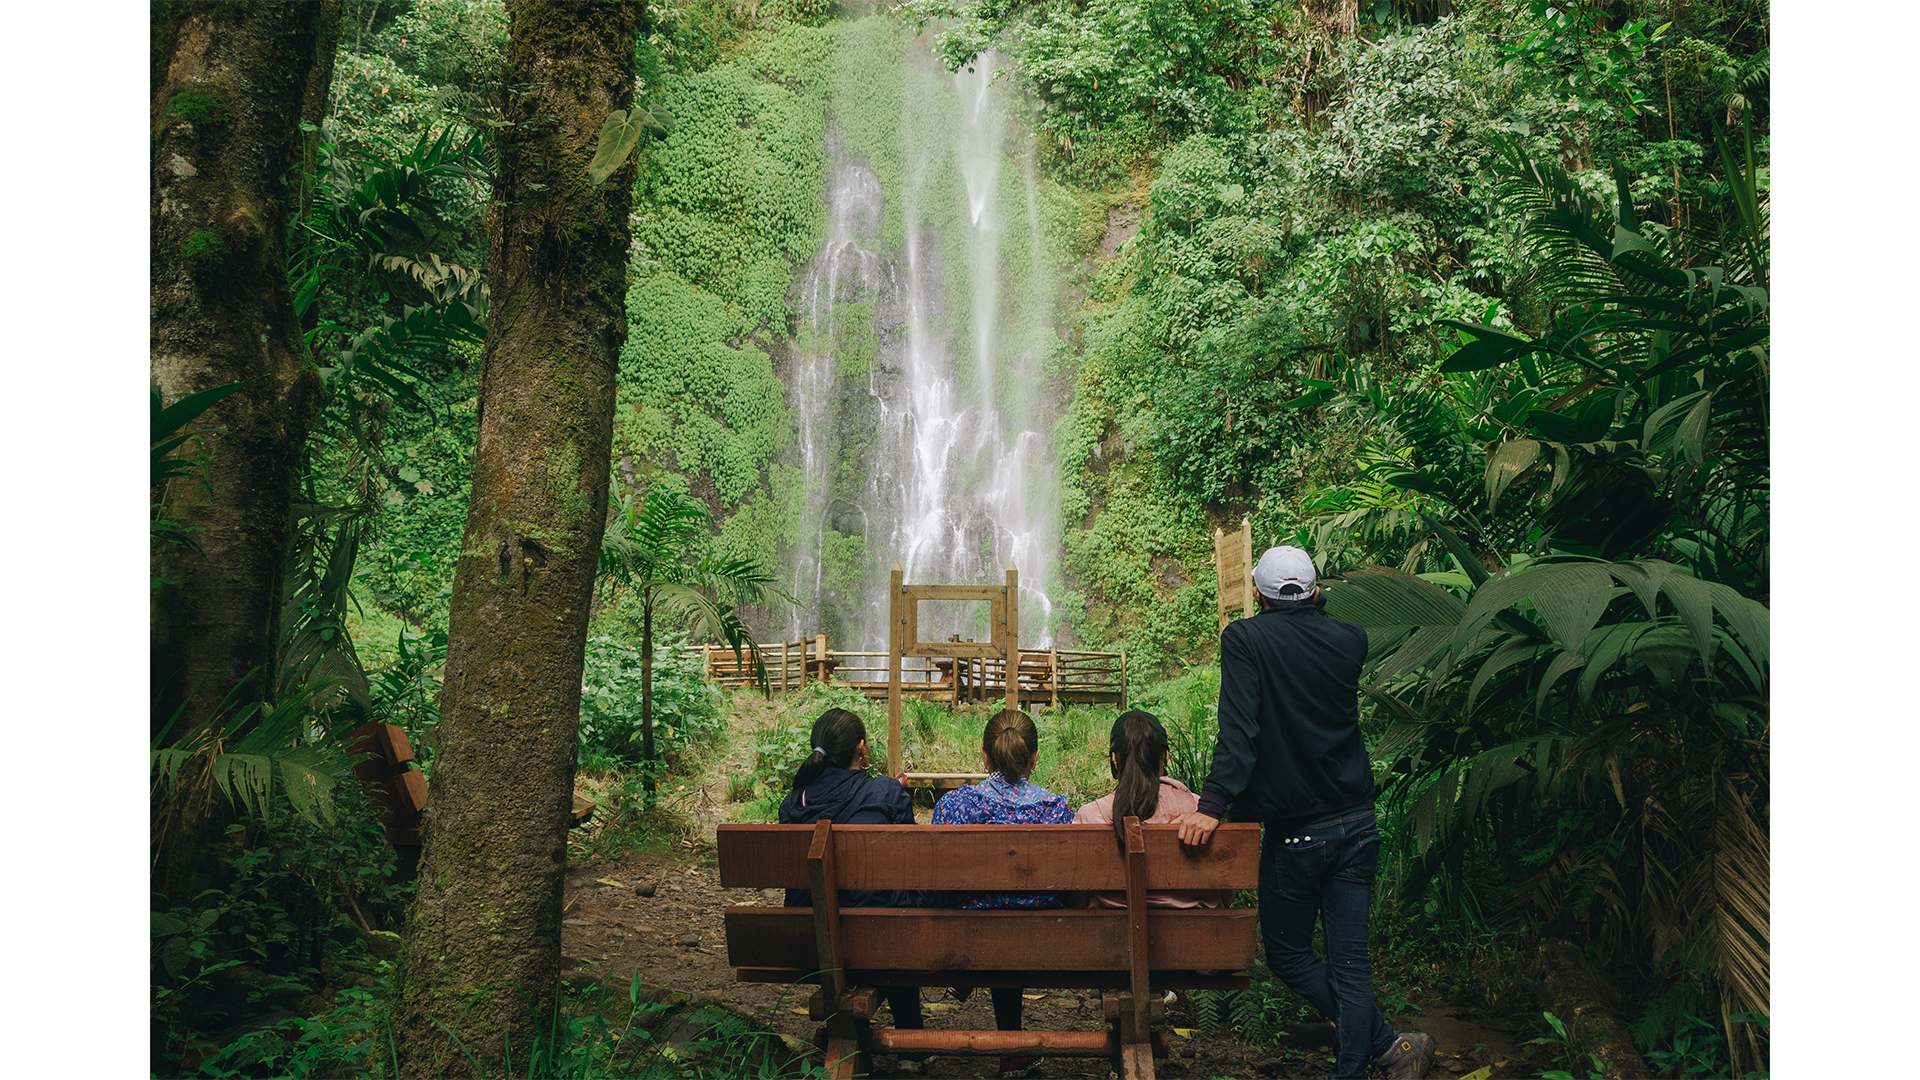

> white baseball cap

[{"left": 1253, "top": 546, "right": 1317, "bottom": 601}]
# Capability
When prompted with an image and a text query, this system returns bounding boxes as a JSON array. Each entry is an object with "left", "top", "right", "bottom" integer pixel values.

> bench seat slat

[
  {"left": 724, "top": 906, "right": 1257, "bottom": 975},
  {"left": 717, "top": 822, "right": 1259, "bottom": 892}
]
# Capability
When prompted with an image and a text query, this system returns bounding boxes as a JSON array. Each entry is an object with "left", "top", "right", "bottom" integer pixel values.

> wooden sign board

[{"left": 1214, "top": 517, "right": 1254, "bottom": 632}]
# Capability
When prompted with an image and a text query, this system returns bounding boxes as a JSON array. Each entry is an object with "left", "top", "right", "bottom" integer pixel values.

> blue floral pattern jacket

[{"left": 929, "top": 774, "right": 1073, "bottom": 909}]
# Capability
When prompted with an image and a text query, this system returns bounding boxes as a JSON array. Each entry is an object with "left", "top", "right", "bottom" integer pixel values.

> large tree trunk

[
  {"left": 150, "top": 2, "right": 338, "bottom": 744},
  {"left": 395, "top": 4, "right": 640, "bottom": 1074}
]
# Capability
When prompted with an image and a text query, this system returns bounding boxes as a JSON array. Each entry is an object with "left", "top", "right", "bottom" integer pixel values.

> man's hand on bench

[{"left": 1175, "top": 812, "right": 1220, "bottom": 847}]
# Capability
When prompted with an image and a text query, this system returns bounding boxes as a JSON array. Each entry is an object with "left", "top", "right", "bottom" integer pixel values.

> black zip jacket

[
  {"left": 777, "top": 766, "right": 920, "bottom": 909},
  {"left": 1196, "top": 594, "right": 1374, "bottom": 829}
]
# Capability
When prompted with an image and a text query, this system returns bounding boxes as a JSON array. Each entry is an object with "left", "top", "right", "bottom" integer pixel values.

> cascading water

[{"left": 784, "top": 35, "right": 1062, "bottom": 652}]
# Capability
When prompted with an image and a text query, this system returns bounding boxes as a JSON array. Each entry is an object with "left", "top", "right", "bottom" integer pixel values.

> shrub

[{"left": 578, "top": 634, "right": 724, "bottom": 773}]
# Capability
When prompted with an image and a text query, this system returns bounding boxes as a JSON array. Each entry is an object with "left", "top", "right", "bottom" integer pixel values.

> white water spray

[{"left": 787, "top": 40, "right": 1061, "bottom": 649}]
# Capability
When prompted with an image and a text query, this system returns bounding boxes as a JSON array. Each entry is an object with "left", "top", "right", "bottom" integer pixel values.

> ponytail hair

[
  {"left": 982, "top": 709, "right": 1040, "bottom": 782},
  {"left": 792, "top": 708, "right": 868, "bottom": 792},
  {"left": 1108, "top": 709, "right": 1169, "bottom": 852}
]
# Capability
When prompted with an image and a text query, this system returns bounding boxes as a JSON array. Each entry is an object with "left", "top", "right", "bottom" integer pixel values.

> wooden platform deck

[{"left": 681, "top": 639, "right": 1127, "bottom": 710}]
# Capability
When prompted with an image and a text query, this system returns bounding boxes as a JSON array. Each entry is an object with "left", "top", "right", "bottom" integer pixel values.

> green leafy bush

[
  {"left": 151, "top": 784, "right": 407, "bottom": 1076},
  {"left": 578, "top": 635, "right": 724, "bottom": 773}
]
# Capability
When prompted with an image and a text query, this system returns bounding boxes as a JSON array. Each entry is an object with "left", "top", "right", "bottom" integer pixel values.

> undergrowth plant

[
  {"left": 190, "top": 967, "right": 830, "bottom": 1080},
  {"left": 1187, "top": 963, "right": 1315, "bottom": 1047},
  {"left": 151, "top": 783, "right": 408, "bottom": 1076},
  {"left": 578, "top": 634, "right": 725, "bottom": 775}
]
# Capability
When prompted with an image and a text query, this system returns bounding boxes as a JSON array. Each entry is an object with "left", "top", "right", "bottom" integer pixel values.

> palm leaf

[
  {"left": 1525, "top": 563, "right": 1616, "bottom": 651},
  {"left": 1323, "top": 566, "right": 1467, "bottom": 627}
]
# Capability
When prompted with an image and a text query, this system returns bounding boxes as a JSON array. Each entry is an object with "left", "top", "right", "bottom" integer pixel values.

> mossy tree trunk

[
  {"left": 395, "top": 3, "right": 640, "bottom": 1075},
  {"left": 150, "top": 2, "right": 339, "bottom": 746}
]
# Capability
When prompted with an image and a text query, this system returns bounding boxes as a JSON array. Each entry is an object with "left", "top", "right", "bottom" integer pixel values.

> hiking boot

[
  {"left": 1376, "top": 1031, "right": 1435, "bottom": 1080},
  {"left": 997, "top": 1054, "right": 1041, "bottom": 1077}
]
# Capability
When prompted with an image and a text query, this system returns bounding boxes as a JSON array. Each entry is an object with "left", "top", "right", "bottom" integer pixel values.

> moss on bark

[
  {"left": 150, "top": 2, "right": 339, "bottom": 746},
  {"left": 393, "top": 4, "right": 642, "bottom": 1076}
]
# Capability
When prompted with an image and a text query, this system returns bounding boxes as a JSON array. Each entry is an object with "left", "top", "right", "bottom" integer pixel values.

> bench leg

[
  {"left": 819, "top": 988, "right": 873, "bottom": 1079},
  {"left": 1108, "top": 991, "right": 1158, "bottom": 1080},
  {"left": 822, "top": 1034, "right": 862, "bottom": 1080}
]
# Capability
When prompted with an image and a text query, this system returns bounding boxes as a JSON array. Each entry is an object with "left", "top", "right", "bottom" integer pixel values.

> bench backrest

[
  {"left": 718, "top": 821, "right": 1261, "bottom": 1002},
  {"left": 717, "top": 821, "right": 1259, "bottom": 892}
]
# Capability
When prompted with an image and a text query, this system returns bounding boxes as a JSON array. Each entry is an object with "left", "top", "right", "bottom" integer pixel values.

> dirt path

[{"left": 559, "top": 708, "right": 1535, "bottom": 1078}]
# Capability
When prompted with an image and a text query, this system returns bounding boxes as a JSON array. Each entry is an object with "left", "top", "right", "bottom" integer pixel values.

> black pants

[
  {"left": 991, "top": 986, "right": 1023, "bottom": 1031},
  {"left": 887, "top": 986, "right": 923, "bottom": 1028}
]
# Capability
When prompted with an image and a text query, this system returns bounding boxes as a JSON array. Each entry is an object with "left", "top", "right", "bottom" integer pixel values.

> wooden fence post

[
  {"left": 1050, "top": 645, "right": 1059, "bottom": 711},
  {"left": 888, "top": 563, "right": 903, "bottom": 778},
  {"left": 815, "top": 633, "right": 828, "bottom": 684},
  {"left": 1005, "top": 563, "right": 1020, "bottom": 716},
  {"left": 1120, "top": 649, "right": 1128, "bottom": 709}
]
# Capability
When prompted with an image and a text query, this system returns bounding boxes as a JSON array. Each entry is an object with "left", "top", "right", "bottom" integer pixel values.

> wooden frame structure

[
  {"left": 717, "top": 820, "right": 1261, "bottom": 1080},
  {"left": 886, "top": 562, "right": 1020, "bottom": 778},
  {"left": 1213, "top": 516, "right": 1255, "bottom": 632}
]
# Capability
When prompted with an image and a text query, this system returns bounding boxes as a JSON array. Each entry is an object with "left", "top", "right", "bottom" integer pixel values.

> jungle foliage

[
  {"left": 905, "top": 0, "right": 1768, "bottom": 1070},
  {"left": 150, "top": 0, "right": 1767, "bottom": 1074}
]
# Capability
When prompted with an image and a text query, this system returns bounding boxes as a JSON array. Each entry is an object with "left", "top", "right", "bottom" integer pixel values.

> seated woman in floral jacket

[{"left": 929, "top": 709, "right": 1072, "bottom": 1077}]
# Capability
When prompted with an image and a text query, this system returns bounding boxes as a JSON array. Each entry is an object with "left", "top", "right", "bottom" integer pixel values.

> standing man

[{"left": 1176, "top": 546, "right": 1434, "bottom": 1080}]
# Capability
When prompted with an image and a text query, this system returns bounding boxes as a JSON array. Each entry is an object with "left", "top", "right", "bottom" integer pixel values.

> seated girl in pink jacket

[{"left": 1073, "top": 709, "right": 1224, "bottom": 909}]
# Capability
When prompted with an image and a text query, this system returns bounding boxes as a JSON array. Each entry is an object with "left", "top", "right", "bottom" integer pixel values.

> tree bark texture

[
  {"left": 395, "top": 4, "right": 640, "bottom": 1075},
  {"left": 150, "top": 2, "right": 338, "bottom": 742}
]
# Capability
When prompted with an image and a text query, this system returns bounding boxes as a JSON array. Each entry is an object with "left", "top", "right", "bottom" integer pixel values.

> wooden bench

[{"left": 717, "top": 820, "right": 1261, "bottom": 1080}]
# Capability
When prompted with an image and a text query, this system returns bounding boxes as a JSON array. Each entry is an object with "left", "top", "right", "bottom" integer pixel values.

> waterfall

[{"left": 786, "top": 37, "right": 1060, "bottom": 652}]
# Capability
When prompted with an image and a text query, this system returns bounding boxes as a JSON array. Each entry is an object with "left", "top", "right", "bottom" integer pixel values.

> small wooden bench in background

[
  {"left": 346, "top": 722, "right": 595, "bottom": 884},
  {"left": 717, "top": 820, "right": 1261, "bottom": 1080}
]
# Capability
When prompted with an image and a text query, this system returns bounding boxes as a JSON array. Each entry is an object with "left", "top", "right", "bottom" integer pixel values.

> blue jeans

[{"left": 1260, "top": 808, "right": 1396, "bottom": 1079}]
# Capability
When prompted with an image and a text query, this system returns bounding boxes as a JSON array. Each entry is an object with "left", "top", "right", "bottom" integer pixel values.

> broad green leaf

[
  {"left": 1607, "top": 560, "right": 1673, "bottom": 621},
  {"left": 154, "top": 381, "right": 247, "bottom": 443},
  {"left": 1610, "top": 223, "right": 1656, "bottom": 258},
  {"left": 1642, "top": 389, "right": 1711, "bottom": 449},
  {"left": 1659, "top": 572, "right": 1718, "bottom": 669},
  {"left": 1576, "top": 622, "right": 1643, "bottom": 702},
  {"left": 587, "top": 109, "right": 647, "bottom": 185},
  {"left": 1715, "top": 630, "right": 1764, "bottom": 694},
  {"left": 1423, "top": 515, "right": 1491, "bottom": 587},
  {"left": 1528, "top": 563, "right": 1616, "bottom": 651},
  {"left": 1485, "top": 439, "right": 1542, "bottom": 507},
  {"left": 1412, "top": 767, "right": 1460, "bottom": 855},
  {"left": 1535, "top": 650, "right": 1587, "bottom": 714},
  {"left": 1628, "top": 625, "right": 1696, "bottom": 688},
  {"left": 213, "top": 752, "right": 275, "bottom": 820},
  {"left": 1376, "top": 624, "right": 1453, "bottom": 683},
  {"left": 1438, "top": 322, "right": 1538, "bottom": 372},
  {"left": 279, "top": 756, "right": 337, "bottom": 826},
  {"left": 1673, "top": 390, "right": 1714, "bottom": 467},
  {"left": 1324, "top": 567, "right": 1467, "bottom": 628},
  {"left": 1455, "top": 568, "right": 1552, "bottom": 656},
  {"left": 1364, "top": 625, "right": 1413, "bottom": 665},
  {"left": 1467, "top": 636, "right": 1541, "bottom": 715},
  {"left": 1704, "top": 583, "right": 1769, "bottom": 669}
]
